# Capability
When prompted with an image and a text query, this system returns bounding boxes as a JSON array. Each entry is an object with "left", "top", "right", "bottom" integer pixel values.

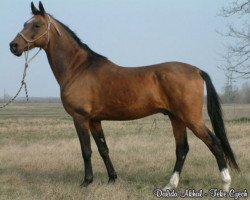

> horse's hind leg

[
  {"left": 188, "top": 122, "right": 231, "bottom": 191},
  {"left": 89, "top": 120, "right": 117, "bottom": 183},
  {"left": 163, "top": 116, "right": 189, "bottom": 190}
]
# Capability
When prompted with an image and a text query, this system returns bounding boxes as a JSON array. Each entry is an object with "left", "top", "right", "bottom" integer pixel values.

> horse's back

[
  {"left": 63, "top": 61, "right": 204, "bottom": 122},
  {"left": 117, "top": 61, "right": 205, "bottom": 122},
  {"left": 91, "top": 61, "right": 204, "bottom": 121}
]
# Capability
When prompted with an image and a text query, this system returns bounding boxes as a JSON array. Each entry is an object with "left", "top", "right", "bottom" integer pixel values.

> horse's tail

[{"left": 200, "top": 70, "right": 240, "bottom": 171}]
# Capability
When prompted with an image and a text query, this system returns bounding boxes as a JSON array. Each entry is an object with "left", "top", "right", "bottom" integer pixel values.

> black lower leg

[
  {"left": 90, "top": 121, "right": 117, "bottom": 183},
  {"left": 74, "top": 120, "right": 93, "bottom": 187},
  {"left": 102, "top": 152, "right": 117, "bottom": 183},
  {"left": 81, "top": 150, "right": 93, "bottom": 187},
  {"left": 98, "top": 136, "right": 117, "bottom": 182},
  {"left": 206, "top": 128, "right": 227, "bottom": 171},
  {"left": 173, "top": 133, "right": 189, "bottom": 173}
]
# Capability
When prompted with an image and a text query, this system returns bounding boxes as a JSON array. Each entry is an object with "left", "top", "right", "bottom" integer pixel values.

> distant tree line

[
  {"left": 221, "top": 82, "right": 250, "bottom": 103},
  {"left": 0, "top": 96, "right": 61, "bottom": 103},
  {"left": 1, "top": 83, "right": 250, "bottom": 104}
]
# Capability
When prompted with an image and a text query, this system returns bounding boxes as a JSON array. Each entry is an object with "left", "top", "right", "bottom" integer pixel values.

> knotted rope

[{"left": 0, "top": 46, "right": 41, "bottom": 108}]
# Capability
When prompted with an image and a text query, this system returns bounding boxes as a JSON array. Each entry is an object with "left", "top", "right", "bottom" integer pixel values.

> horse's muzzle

[{"left": 9, "top": 42, "right": 22, "bottom": 56}]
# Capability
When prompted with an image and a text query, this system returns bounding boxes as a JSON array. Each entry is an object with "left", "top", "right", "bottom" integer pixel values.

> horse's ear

[
  {"left": 38, "top": 1, "right": 46, "bottom": 16},
  {"left": 31, "top": 2, "right": 40, "bottom": 15}
]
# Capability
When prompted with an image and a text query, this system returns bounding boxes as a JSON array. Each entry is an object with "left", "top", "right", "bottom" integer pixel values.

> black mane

[{"left": 54, "top": 17, "right": 107, "bottom": 61}]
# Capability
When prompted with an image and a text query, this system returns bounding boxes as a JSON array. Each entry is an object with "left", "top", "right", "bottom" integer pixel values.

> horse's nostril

[
  {"left": 10, "top": 42, "right": 19, "bottom": 52},
  {"left": 10, "top": 42, "right": 18, "bottom": 48}
]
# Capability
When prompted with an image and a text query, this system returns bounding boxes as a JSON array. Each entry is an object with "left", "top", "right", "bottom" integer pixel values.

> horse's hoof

[
  {"left": 108, "top": 177, "right": 116, "bottom": 184},
  {"left": 162, "top": 184, "right": 175, "bottom": 191},
  {"left": 80, "top": 179, "right": 93, "bottom": 187},
  {"left": 108, "top": 174, "right": 117, "bottom": 184},
  {"left": 222, "top": 182, "right": 231, "bottom": 192},
  {"left": 163, "top": 172, "right": 179, "bottom": 191}
]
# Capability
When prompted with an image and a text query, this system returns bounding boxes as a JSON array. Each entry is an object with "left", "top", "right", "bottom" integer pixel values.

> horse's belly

[{"left": 93, "top": 101, "right": 165, "bottom": 121}]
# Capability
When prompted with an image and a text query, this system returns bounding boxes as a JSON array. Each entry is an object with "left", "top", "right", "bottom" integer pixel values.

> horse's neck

[{"left": 45, "top": 31, "right": 88, "bottom": 87}]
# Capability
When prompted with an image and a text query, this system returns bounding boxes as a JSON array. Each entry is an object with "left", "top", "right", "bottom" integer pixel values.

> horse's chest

[{"left": 60, "top": 88, "right": 92, "bottom": 117}]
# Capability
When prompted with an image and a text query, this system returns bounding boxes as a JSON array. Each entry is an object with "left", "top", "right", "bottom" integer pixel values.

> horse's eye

[{"left": 34, "top": 24, "right": 40, "bottom": 28}]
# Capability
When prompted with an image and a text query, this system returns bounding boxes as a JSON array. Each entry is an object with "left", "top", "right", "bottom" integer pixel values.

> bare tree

[
  {"left": 220, "top": 0, "right": 250, "bottom": 78},
  {"left": 219, "top": 53, "right": 239, "bottom": 103},
  {"left": 241, "top": 82, "right": 250, "bottom": 103}
]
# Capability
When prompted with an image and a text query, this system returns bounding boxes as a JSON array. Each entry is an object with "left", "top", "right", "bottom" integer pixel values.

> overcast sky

[{"left": 0, "top": 0, "right": 245, "bottom": 97}]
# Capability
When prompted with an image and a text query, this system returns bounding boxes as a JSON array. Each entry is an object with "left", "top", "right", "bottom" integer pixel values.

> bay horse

[{"left": 10, "top": 2, "right": 239, "bottom": 191}]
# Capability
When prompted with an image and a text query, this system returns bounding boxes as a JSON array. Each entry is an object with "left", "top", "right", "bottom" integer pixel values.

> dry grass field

[{"left": 0, "top": 103, "right": 249, "bottom": 200}]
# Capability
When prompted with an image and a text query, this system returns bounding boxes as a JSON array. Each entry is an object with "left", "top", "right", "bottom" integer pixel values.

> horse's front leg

[
  {"left": 89, "top": 120, "right": 117, "bottom": 183},
  {"left": 74, "top": 116, "right": 93, "bottom": 187}
]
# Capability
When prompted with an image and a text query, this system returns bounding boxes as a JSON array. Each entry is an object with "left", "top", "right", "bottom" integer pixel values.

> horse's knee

[
  {"left": 82, "top": 148, "right": 92, "bottom": 160},
  {"left": 99, "top": 147, "right": 109, "bottom": 158}
]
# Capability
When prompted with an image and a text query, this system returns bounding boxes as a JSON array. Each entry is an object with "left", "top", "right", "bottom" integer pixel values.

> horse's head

[{"left": 10, "top": 2, "right": 52, "bottom": 56}]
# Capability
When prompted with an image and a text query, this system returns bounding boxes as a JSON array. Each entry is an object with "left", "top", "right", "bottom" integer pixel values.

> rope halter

[
  {"left": 18, "top": 14, "right": 61, "bottom": 48},
  {"left": 0, "top": 15, "right": 61, "bottom": 109}
]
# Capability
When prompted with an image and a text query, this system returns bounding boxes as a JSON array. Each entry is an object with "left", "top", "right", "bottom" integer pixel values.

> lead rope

[{"left": 0, "top": 45, "right": 41, "bottom": 109}]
